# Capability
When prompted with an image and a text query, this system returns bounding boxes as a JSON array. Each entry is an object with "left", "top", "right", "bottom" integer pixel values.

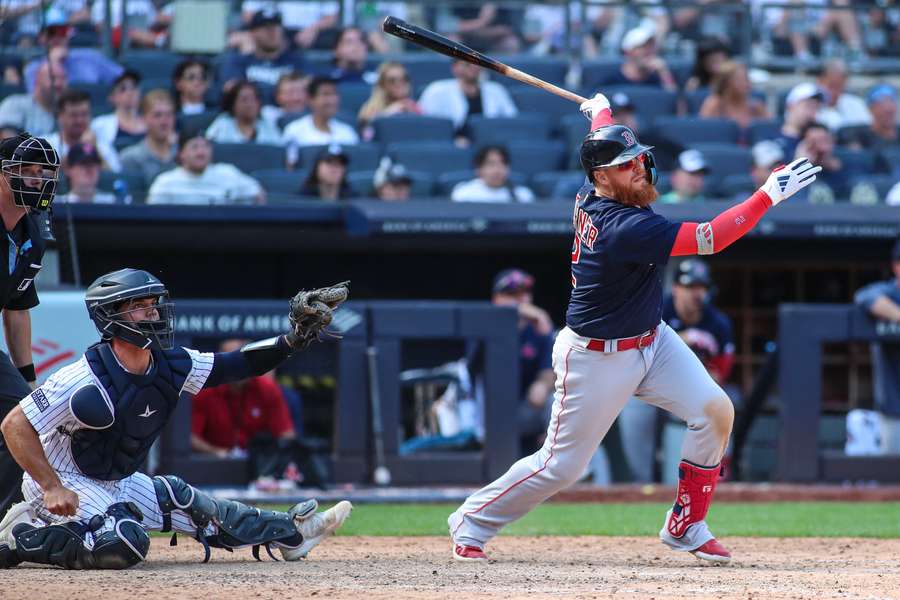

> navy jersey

[
  {"left": 662, "top": 296, "right": 734, "bottom": 359},
  {"left": 566, "top": 186, "right": 680, "bottom": 339},
  {"left": 518, "top": 323, "right": 553, "bottom": 398}
]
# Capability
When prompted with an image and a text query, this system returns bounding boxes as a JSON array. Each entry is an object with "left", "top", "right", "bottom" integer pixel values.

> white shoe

[
  {"left": 280, "top": 500, "right": 352, "bottom": 561},
  {"left": 0, "top": 502, "right": 37, "bottom": 549}
]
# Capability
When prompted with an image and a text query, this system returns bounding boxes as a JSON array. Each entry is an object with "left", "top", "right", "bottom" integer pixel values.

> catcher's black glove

[{"left": 286, "top": 281, "right": 350, "bottom": 350}]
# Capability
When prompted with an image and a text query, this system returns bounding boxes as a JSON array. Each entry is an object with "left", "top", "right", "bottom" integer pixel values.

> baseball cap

[
  {"left": 786, "top": 82, "right": 825, "bottom": 107},
  {"left": 249, "top": 8, "right": 281, "bottom": 29},
  {"left": 66, "top": 143, "right": 101, "bottom": 167},
  {"left": 751, "top": 140, "right": 784, "bottom": 169},
  {"left": 677, "top": 149, "right": 708, "bottom": 174},
  {"left": 867, "top": 83, "right": 897, "bottom": 105},
  {"left": 373, "top": 158, "right": 411, "bottom": 188},
  {"left": 492, "top": 269, "right": 534, "bottom": 295},
  {"left": 892, "top": 237, "right": 900, "bottom": 262},
  {"left": 621, "top": 26, "right": 655, "bottom": 52},
  {"left": 317, "top": 143, "right": 349, "bottom": 165},
  {"left": 40, "top": 9, "right": 72, "bottom": 36},
  {"left": 675, "top": 259, "right": 712, "bottom": 287},
  {"left": 610, "top": 91, "right": 635, "bottom": 113}
]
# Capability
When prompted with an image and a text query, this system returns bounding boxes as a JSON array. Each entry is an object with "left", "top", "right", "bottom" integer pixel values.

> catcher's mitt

[{"left": 286, "top": 281, "right": 350, "bottom": 350}]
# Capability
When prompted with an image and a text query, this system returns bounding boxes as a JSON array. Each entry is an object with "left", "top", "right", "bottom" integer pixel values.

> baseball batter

[
  {"left": 0, "top": 268, "right": 352, "bottom": 569},
  {"left": 449, "top": 93, "right": 821, "bottom": 564}
]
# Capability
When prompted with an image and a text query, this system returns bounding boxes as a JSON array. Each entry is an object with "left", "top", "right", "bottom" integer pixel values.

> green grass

[{"left": 272, "top": 502, "right": 900, "bottom": 538}]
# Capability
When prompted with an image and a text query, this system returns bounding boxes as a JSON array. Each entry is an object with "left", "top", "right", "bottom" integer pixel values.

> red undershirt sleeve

[{"left": 670, "top": 190, "right": 773, "bottom": 257}]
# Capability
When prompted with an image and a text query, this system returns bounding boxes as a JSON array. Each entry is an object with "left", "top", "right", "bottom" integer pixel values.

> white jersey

[{"left": 19, "top": 348, "right": 214, "bottom": 477}]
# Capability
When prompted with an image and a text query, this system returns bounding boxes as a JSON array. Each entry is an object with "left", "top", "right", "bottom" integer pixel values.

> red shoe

[
  {"left": 453, "top": 544, "right": 488, "bottom": 562},
  {"left": 691, "top": 538, "right": 731, "bottom": 564}
]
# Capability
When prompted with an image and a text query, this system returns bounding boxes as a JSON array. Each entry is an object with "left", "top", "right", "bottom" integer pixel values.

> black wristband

[{"left": 17, "top": 363, "right": 35, "bottom": 383}]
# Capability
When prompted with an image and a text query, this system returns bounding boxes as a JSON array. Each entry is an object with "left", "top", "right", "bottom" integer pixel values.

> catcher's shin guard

[
  {"left": 665, "top": 460, "right": 722, "bottom": 538},
  {"left": 153, "top": 475, "right": 310, "bottom": 562}
]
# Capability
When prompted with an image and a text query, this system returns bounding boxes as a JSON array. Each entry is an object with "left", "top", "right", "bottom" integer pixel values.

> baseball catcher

[{"left": 0, "top": 269, "right": 351, "bottom": 569}]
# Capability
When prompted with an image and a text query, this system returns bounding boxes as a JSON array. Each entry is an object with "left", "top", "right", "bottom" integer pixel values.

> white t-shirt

[
  {"left": 817, "top": 93, "right": 872, "bottom": 131},
  {"left": 418, "top": 79, "right": 518, "bottom": 129},
  {"left": 282, "top": 114, "right": 359, "bottom": 147},
  {"left": 147, "top": 164, "right": 262, "bottom": 204},
  {"left": 451, "top": 178, "right": 535, "bottom": 203}
]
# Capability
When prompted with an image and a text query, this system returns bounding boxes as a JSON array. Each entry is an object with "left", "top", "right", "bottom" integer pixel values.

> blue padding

[{"left": 70, "top": 385, "right": 114, "bottom": 429}]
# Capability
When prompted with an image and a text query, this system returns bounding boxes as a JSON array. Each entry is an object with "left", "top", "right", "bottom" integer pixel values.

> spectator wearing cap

[
  {"left": 240, "top": 0, "right": 338, "bottom": 50},
  {"left": 373, "top": 158, "right": 412, "bottom": 201},
  {"left": 220, "top": 9, "right": 304, "bottom": 89},
  {"left": 299, "top": 144, "right": 350, "bottom": 201},
  {"left": 618, "top": 259, "right": 734, "bottom": 482},
  {"left": 660, "top": 150, "right": 709, "bottom": 204},
  {"left": 328, "top": 27, "right": 376, "bottom": 85},
  {"left": 699, "top": 61, "right": 770, "bottom": 129},
  {"left": 0, "top": 59, "right": 65, "bottom": 136},
  {"left": 776, "top": 82, "right": 825, "bottom": 158},
  {"left": 46, "top": 89, "right": 120, "bottom": 172},
  {"left": 147, "top": 131, "right": 264, "bottom": 205},
  {"left": 90, "top": 70, "right": 146, "bottom": 164},
  {"left": 358, "top": 62, "right": 421, "bottom": 134},
  {"left": 120, "top": 89, "right": 178, "bottom": 187},
  {"left": 685, "top": 37, "right": 731, "bottom": 92},
  {"left": 593, "top": 25, "right": 676, "bottom": 91},
  {"left": 490, "top": 268, "right": 555, "bottom": 454},
  {"left": 853, "top": 239, "right": 900, "bottom": 453},
  {"left": 815, "top": 59, "right": 872, "bottom": 132},
  {"left": 58, "top": 143, "right": 115, "bottom": 204},
  {"left": 418, "top": 59, "right": 517, "bottom": 133},
  {"left": 262, "top": 72, "right": 309, "bottom": 129},
  {"left": 748, "top": 140, "right": 785, "bottom": 192},
  {"left": 173, "top": 59, "right": 212, "bottom": 116},
  {"left": 842, "top": 85, "right": 899, "bottom": 152},
  {"left": 24, "top": 18, "right": 121, "bottom": 92},
  {"left": 282, "top": 77, "right": 358, "bottom": 150},
  {"left": 452, "top": 145, "right": 534, "bottom": 203},
  {"left": 794, "top": 121, "right": 856, "bottom": 202},
  {"left": 205, "top": 80, "right": 283, "bottom": 145}
]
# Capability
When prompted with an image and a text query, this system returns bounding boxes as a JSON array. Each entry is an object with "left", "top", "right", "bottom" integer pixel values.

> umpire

[{"left": 0, "top": 132, "right": 61, "bottom": 516}]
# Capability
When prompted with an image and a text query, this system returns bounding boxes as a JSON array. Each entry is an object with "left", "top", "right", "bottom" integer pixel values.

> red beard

[{"left": 608, "top": 175, "right": 659, "bottom": 208}]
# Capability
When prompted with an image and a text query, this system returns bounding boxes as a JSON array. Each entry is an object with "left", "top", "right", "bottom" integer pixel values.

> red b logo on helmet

[{"left": 622, "top": 129, "right": 636, "bottom": 147}]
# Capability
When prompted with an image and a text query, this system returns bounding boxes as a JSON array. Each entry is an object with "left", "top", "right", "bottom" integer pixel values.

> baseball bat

[
  {"left": 366, "top": 346, "right": 391, "bottom": 486},
  {"left": 383, "top": 16, "right": 586, "bottom": 105}
]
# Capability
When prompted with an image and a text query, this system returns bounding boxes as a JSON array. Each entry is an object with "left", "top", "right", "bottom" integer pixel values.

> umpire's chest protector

[{"left": 72, "top": 343, "right": 192, "bottom": 480}]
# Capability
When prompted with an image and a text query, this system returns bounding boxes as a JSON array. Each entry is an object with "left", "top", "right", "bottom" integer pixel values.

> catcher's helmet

[
  {"left": 85, "top": 268, "right": 175, "bottom": 350},
  {"left": 580, "top": 124, "right": 658, "bottom": 185},
  {"left": 0, "top": 133, "right": 60, "bottom": 211}
]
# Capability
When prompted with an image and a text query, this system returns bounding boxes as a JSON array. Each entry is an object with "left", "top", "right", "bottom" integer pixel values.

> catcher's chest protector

[{"left": 74, "top": 343, "right": 192, "bottom": 480}]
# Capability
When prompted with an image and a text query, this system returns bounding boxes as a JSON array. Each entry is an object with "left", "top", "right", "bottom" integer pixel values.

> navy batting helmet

[
  {"left": 580, "top": 125, "right": 658, "bottom": 185},
  {"left": 85, "top": 268, "right": 175, "bottom": 350},
  {"left": 0, "top": 133, "right": 60, "bottom": 211}
]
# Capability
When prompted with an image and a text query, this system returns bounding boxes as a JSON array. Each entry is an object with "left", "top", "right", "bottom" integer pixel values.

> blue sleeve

[
  {"left": 606, "top": 210, "right": 681, "bottom": 265},
  {"left": 537, "top": 332, "right": 553, "bottom": 371},
  {"left": 855, "top": 281, "right": 895, "bottom": 311},
  {"left": 203, "top": 336, "right": 294, "bottom": 388}
]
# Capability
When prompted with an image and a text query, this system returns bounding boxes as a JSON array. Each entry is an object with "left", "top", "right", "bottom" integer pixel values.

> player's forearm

[
  {"left": 869, "top": 296, "right": 900, "bottom": 322},
  {"left": 1, "top": 406, "right": 62, "bottom": 491},
  {"left": 204, "top": 336, "right": 293, "bottom": 388},
  {"left": 3, "top": 309, "right": 34, "bottom": 370},
  {"left": 670, "top": 190, "right": 772, "bottom": 257}
]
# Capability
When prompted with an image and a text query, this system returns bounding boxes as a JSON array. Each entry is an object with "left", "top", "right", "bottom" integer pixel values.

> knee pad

[{"left": 91, "top": 502, "right": 149, "bottom": 569}]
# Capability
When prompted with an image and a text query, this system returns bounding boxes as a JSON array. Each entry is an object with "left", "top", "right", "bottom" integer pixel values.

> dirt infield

[{"left": 2, "top": 535, "right": 896, "bottom": 599}]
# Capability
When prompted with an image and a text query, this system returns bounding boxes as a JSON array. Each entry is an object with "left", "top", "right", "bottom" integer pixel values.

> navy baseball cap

[
  {"left": 67, "top": 143, "right": 101, "bottom": 167},
  {"left": 675, "top": 259, "right": 712, "bottom": 287},
  {"left": 493, "top": 269, "right": 534, "bottom": 295},
  {"left": 249, "top": 8, "right": 281, "bottom": 29}
]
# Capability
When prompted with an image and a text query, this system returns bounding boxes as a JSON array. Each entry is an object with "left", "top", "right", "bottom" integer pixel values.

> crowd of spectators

[{"left": 0, "top": 3, "right": 895, "bottom": 205}]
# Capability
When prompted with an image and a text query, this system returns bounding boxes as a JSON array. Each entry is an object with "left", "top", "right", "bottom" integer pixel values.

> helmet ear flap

[{"left": 642, "top": 152, "right": 658, "bottom": 186}]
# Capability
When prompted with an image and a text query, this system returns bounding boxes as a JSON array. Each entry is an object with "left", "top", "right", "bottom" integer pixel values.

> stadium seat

[
  {"left": 178, "top": 111, "right": 219, "bottom": 137},
  {"left": 691, "top": 142, "right": 753, "bottom": 180},
  {"left": 121, "top": 50, "right": 183, "bottom": 80},
  {"left": 684, "top": 88, "right": 710, "bottom": 114},
  {"left": 277, "top": 111, "right": 307, "bottom": 130},
  {"left": 71, "top": 82, "right": 113, "bottom": 115},
  {"left": 581, "top": 59, "right": 623, "bottom": 92},
  {"left": 652, "top": 117, "right": 740, "bottom": 145},
  {"left": 531, "top": 171, "right": 586, "bottom": 200},
  {"left": 745, "top": 119, "right": 782, "bottom": 145},
  {"left": 881, "top": 147, "right": 900, "bottom": 176},
  {"left": 213, "top": 143, "right": 286, "bottom": 173},
  {"left": 561, "top": 114, "right": 589, "bottom": 150},
  {"left": 346, "top": 169, "right": 435, "bottom": 198},
  {"left": 504, "top": 140, "right": 568, "bottom": 173},
  {"left": 497, "top": 56, "right": 567, "bottom": 88},
  {"left": 250, "top": 168, "right": 302, "bottom": 195},
  {"left": 509, "top": 87, "right": 575, "bottom": 124},
  {"left": 600, "top": 85, "right": 678, "bottom": 118},
  {"left": 98, "top": 171, "right": 147, "bottom": 197},
  {"left": 140, "top": 77, "right": 171, "bottom": 94},
  {"left": 297, "top": 143, "right": 381, "bottom": 171},
  {"left": 717, "top": 173, "right": 756, "bottom": 199},
  {"left": 0, "top": 82, "right": 24, "bottom": 101},
  {"left": 337, "top": 83, "right": 373, "bottom": 116},
  {"left": 467, "top": 114, "right": 552, "bottom": 145},
  {"left": 371, "top": 115, "right": 454, "bottom": 144},
  {"left": 400, "top": 56, "right": 452, "bottom": 87},
  {"left": 835, "top": 148, "right": 877, "bottom": 175},
  {"left": 388, "top": 142, "right": 473, "bottom": 177}
]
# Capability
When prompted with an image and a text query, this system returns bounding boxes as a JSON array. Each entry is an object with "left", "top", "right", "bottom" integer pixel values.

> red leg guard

[{"left": 665, "top": 460, "right": 721, "bottom": 538}]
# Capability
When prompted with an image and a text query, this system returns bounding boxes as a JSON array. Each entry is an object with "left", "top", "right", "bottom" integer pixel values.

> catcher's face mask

[
  {"left": 1, "top": 136, "right": 60, "bottom": 211},
  {"left": 107, "top": 295, "right": 176, "bottom": 350}
]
